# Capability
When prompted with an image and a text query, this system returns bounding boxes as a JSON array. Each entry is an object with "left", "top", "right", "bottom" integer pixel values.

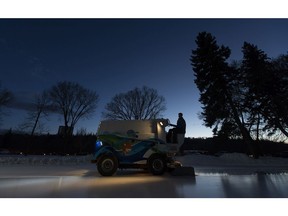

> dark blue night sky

[{"left": 1, "top": 19, "right": 288, "bottom": 137}]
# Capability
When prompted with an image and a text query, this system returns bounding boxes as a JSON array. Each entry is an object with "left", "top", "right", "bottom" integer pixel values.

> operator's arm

[{"left": 169, "top": 123, "right": 177, "bottom": 127}]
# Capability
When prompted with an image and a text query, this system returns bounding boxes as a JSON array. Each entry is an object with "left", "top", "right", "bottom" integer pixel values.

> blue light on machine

[{"left": 95, "top": 140, "right": 103, "bottom": 149}]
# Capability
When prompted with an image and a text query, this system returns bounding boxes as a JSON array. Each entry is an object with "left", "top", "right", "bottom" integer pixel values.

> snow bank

[
  {"left": 177, "top": 153, "right": 288, "bottom": 167},
  {"left": 1, "top": 153, "right": 288, "bottom": 175},
  {"left": 0, "top": 154, "right": 93, "bottom": 166}
]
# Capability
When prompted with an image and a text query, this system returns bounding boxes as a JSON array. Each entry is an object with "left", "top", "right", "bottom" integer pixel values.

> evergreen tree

[
  {"left": 191, "top": 32, "right": 260, "bottom": 157},
  {"left": 241, "top": 42, "right": 271, "bottom": 140},
  {"left": 263, "top": 54, "right": 288, "bottom": 138}
]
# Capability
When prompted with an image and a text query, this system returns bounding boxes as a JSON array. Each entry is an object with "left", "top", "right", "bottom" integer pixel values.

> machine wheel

[
  {"left": 97, "top": 154, "right": 118, "bottom": 176},
  {"left": 148, "top": 154, "right": 166, "bottom": 175}
]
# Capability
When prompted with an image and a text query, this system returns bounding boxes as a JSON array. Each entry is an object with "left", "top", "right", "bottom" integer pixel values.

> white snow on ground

[
  {"left": 177, "top": 152, "right": 288, "bottom": 166},
  {"left": 0, "top": 154, "right": 93, "bottom": 166},
  {"left": 1, "top": 152, "right": 288, "bottom": 175}
]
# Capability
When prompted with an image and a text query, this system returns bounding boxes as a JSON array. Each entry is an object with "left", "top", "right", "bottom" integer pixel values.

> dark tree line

[{"left": 191, "top": 32, "right": 288, "bottom": 157}]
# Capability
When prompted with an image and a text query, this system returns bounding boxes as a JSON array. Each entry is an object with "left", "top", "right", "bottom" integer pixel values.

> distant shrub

[{"left": 182, "top": 137, "right": 288, "bottom": 156}]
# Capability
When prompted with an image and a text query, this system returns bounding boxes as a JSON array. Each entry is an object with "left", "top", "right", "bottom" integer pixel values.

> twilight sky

[{"left": 1, "top": 19, "right": 288, "bottom": 137}]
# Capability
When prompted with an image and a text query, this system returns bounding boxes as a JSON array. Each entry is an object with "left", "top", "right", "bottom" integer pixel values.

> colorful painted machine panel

[{"left": 94, "top": 134, "right": 158, "bottom": 163}]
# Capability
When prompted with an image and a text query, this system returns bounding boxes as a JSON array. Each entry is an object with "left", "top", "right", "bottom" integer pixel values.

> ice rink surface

[{"left": 1, "top": 163, "right": 288, "bottom": 198}]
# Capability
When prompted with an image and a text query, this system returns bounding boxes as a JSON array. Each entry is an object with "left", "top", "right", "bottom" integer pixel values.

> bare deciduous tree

[
  {"left": 19, "top": 91, "right": 49, "bottom": 135},
  {"left": 103, "top": 86, "right": 166, "bottom": 120},
  {"left": 48, "top": 81, "right": 99, "bottom": 136},
  {"left": 0, "top": 85, "right": 13, "bottom": 122}
]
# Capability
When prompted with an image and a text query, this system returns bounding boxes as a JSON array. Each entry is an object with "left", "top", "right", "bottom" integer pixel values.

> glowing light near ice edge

[
  {"left": 89, "top": 176, "right": 165, "bottom": 186},
  {"left": 0, "top": 178, "right": 57, "bottom": 188},
  {"left": 196, "top": 173, "right": 229, "bottom": 176}
]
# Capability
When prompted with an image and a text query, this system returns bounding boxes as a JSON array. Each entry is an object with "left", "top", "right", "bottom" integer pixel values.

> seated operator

[{"left": 168, "top": 112, "right": 186, "bottom": 155}]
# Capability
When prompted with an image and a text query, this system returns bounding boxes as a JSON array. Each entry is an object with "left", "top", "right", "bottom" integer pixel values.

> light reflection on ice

[{"left": 196, "top": 172, "right": 229, "bottom": 176}]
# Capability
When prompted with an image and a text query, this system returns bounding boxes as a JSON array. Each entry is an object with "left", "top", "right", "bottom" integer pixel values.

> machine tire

[
  {"left": 97, "top": 154, "right": 118, "bottom": 176},
  {"left": 148, "top": 154, "right": 166, "bottom": 175}
]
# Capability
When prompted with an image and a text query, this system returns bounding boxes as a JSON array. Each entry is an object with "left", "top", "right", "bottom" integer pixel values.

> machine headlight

[{"left": 95, "top": 140, "right": 103, "bottom": 149}]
